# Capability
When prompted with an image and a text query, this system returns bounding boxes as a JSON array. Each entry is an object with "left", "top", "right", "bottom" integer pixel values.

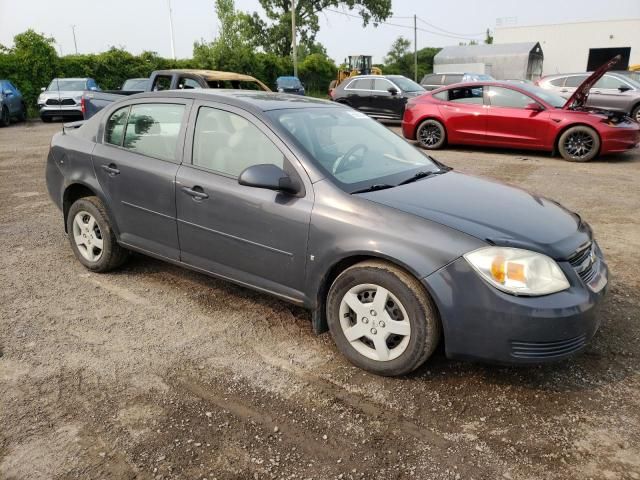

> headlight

[
  {"left": 37, "top": 95, "right": 44, "bottom": 104},
  {"left": 464, "top": 247, "right": 569, "bottom": 296},
  {"left": 277, "top": 87, "right": 284, "bottom": 92}
]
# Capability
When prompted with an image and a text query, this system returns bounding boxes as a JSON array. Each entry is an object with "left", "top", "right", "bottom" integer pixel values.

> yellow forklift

[{"left": 328, "top": 55, "right": 382, "bottom": 95}]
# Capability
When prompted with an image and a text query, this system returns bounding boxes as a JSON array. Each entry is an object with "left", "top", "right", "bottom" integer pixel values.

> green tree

[
  {"left": 385, "top": 36, "right": 411, "bottom": 65},
  {"left": 485, "top": 28, "right": 494, "bottom": 44},
  {"left": 253, "top": 0, "right": 392, "bottom": 57},
  {"left": 298, "top": 53, "right": 337, "bottom": 94}
]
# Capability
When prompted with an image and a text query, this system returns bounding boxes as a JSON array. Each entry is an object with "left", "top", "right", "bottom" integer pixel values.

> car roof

[
  {"left": 155, "top": 69, "right": 262, "bottom": 83},
  {"left": 128, "top": 90, "right": 338, "bottom": 113}
]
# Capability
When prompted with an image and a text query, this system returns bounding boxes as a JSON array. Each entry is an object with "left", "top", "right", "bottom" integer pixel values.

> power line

[
  {"left": 416, "top": 16, "right": 485, "bottom": 37},
  {"left": 323, "top": 8, "right": 482, "bottom": 41}
]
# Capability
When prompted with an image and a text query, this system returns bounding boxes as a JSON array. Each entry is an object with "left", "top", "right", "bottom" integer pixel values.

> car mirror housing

[
  {"left": 618, "top": 85, "right": 631, "bottom": 92},
  {"left": 238, "top": 164, "right": 301, "bottom": 195},
  {"left": 41, "top": 87, "right": 46, "bottom": 92},
  {"left": 3, "top": 89, "right": 12, "bottom": 96},
  {"left": 525, "top": 102, "right": 543, "bottom": 111},
  {"left": 388, "top": 87, "right": 399, "bottom": 95}
]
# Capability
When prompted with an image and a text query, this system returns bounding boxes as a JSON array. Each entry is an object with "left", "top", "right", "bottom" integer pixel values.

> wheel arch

[
  {"left": 62, "top": 182, "right": 119, "bottom": 236},
  {"left": 311, "top": 252, "right": 434, "bottom": 335},
  {"left": 553, "top": 122, "right": 602, "bottom": 157},
  {"left": 413, "top": 114, "right": 447, "bottom": 141}
]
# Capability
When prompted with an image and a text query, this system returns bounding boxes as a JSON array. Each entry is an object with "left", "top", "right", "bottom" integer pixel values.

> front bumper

[
  {"left": 600, "top": 123, "right": 640, "bottom": 154},
  {"left": 423, "top": 250, "right": 608, "bottom": 364},
  {"left": 39, "top": 105, "right": 82, "bottom": 118}
]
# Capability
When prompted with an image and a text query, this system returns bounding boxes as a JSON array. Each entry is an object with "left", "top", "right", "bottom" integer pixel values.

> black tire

[
  {"left": 0, "top": 107, "right": 9, "bottom": 127},
  {"left": 416, "top": 119, "right": 446, "bottom": 150},
  {"left": 327, "top": 260, "right": 441, "bottom": 376},
  {"left": 558, "top": 125, "right": 600, "bottom": 162},
  {"left": 632, "top": 104, "right": 640, "bottom": 124},
  {"left": 41, "top": 116, "right": 52, "bottom": 123},
  {"left": 17, "top": 103, "right": 27, "bottom": 122},
  {"left": 66, "top": 196, "right": 129, "bottom": 272}
]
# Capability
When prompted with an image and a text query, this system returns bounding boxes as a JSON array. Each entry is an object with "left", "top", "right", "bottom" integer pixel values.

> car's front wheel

[
  {"left": 558, "top": 125, "right": 600, "bottom": 162},
  {"left": 632, "top": 104, "right": 640, "bottom": 123},
  {"left": 0, "top": 106, "right": 10, "bottom": 127},
  {"left": 66, "top": 196, "right": 129, "bottom": 272},
  {"left": 327, "top": 260, "right": 441, "bottom": 376},
  {"left": 416, "top": 119, "right": 446, "bottom": 149}
]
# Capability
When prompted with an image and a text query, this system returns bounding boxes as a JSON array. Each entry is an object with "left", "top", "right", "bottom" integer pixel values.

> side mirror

[
  {"left": 3, "top": 90, "right": 12, "bottom": 96},
  {"left": 618, "top": 85, "right": 631, "bottom": 92},
  {"left": 238, "top": 164, "right": 301, "bottom": 195},
  {"left": 525, "top": 102, "right": 543, "bottom": 111},
  {"left": 41, "top": 87, "right": 46, "bottom": 92},
  {"left": 388, "top": 86, "right": 399, "bottom": 95},
  {"left": 89, "top": 86, "right": 97, "bottom": 91}
]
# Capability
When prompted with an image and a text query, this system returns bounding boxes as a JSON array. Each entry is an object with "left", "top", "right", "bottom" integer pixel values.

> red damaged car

[{"left": 402, "top": 56, "right": 640, "bottom": 162}]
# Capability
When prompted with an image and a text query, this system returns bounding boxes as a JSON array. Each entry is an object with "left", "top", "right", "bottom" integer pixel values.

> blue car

[
  {"left": 276, "top": 76, "right": 305, "bottom": 95},
  {"left": 0, "top": 80, "right": 26, "bottom": 126}
]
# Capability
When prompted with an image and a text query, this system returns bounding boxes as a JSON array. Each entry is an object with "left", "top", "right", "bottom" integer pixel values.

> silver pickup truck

[{"left": 81, "top": 69, "right": 271, "bottom": 120}]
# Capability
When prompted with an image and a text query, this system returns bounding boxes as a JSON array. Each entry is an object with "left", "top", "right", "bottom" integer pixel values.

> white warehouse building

[{"left": 494, "top": 18, "right": 640, "bottom": 75}]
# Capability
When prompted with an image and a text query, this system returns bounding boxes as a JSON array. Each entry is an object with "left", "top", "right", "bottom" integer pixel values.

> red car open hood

[{"left": 563, "top": 55, "right": 621, "bottom": 110}]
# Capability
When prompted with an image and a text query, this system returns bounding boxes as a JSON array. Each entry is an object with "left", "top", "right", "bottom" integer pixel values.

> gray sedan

[{"left": 45, "top": 91, "right": 608, "bottom": 376}]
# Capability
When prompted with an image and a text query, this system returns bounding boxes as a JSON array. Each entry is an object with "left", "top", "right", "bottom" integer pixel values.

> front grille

[
  {"left": 568, "top": 242, "right": 596, "bottom": 283},
  {"left": 45, "top": 98, "right": 76, "bottom": 106},
  {"left": 511, "top": 334, "right": 587, "bottom": 359}
]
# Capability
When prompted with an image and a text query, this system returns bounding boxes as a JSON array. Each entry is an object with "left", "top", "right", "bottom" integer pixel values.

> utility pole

[
  {"left": 291, "top": 0, "right": 298, "bottom": 77},
  {"left": 71, "top": 25, "right": 78, "bottom": 54},
  {"left": 167, "top": 0, "right": 176, "bottom": 60},
  {"left": 413, "top": 14, "right": 418, "bottom": 81}
]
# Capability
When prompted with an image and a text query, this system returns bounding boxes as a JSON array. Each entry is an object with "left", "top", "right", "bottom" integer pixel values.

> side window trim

[
  {"left": 345, "top": 78, "right": 374, "bottom": 91},
  {"left": 103, "top": 105, "right": 131, "bottom": 147}
]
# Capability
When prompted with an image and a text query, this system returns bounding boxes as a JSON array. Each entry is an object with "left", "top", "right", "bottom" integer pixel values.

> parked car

[
  {"left": 121, "top": 78, "right": 151, "bottom": 92},
  {"left": 38, "top": 78, "right": 100, "bottom": 122},
  {"left": 47, "top": 90, "right": 607, "bottom": 376},
  {"left": 403, "top": 58, "right": 640, "bottom": 162},
  {"left": 331, "top": 75, "right": 425, "bottom": 120},
  {"left": 420, "top": 72, "right": 494, "bottom": 91},
  {"left": 82, "top": 69, "right": 271, "bottom": 119},
  {"left": 538, "top": 71, "right": 640, "bottom": 122},
  {"left": 614, "top": 70, "right": 640, "bottom": 84},
  {"left": 276, "top": 76, "right": 305, "bottom": 95},
  {"left": 0, "top": 80, "right": 26, "bottom": 126}
]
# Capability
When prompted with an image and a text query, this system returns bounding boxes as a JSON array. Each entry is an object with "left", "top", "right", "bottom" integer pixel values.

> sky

[{"left": 1, "top": 0, "right": 639, "bottom": 64}]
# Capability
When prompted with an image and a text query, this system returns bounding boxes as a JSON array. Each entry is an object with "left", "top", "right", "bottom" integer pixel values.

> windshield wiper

[
  {"left": 398, "top": 169, "right": 448, "bottom": 186},
  {"left": 351, "top": 184, "right": 396, "bottom": 194}
]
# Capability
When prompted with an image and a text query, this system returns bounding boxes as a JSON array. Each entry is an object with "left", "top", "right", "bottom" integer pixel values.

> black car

[
  {"left": 45, "top": 90, "right": 607, "bottom": 376},
  {"left": 331, "top": 75, "right": 425, "bottom": 120}
]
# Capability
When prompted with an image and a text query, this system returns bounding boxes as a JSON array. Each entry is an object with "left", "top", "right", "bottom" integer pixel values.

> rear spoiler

[{"left": 62, "top": 120, "right": 85, "bottom": 133}]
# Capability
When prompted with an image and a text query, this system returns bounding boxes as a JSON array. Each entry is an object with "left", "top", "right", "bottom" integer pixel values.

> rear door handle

[
  {"left": 101, "top": 163, "right": 120, "bottom": 176},
  {"left": 181, "top": 185, "right": 209, "bottom": 200}
]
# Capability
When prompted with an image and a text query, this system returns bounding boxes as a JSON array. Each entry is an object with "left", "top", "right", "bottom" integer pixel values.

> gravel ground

[{"left": 1, "top": 121, "right": 639, "bottom": 480}]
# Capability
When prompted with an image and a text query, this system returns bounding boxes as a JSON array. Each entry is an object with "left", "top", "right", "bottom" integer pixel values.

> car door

[
  {"left": 370, "top": 78, "right": 404, "bottom": 118},
  {"left": 586, "top": 74, "right": 636, "bottom": 113},
  {"left": 92, "top": 100, "right": 191, "bottom": 260},
  {"left": 484, "top": 86, "right": 549, "bottom": 148},
  {"left": 437, "top": 85, "right": 487, "bottom": 144},
  {"left": 557, "top": 75, "right": 588, "bottom": 99},
  {"left": 2, "top": 81, "right": 20, "bottom": 115},
  {"left": 344, "top": 78, "right": 373, "bottom": 112},
  {"left": 175, "top": 102, "right": 313, "bottom": 300}
]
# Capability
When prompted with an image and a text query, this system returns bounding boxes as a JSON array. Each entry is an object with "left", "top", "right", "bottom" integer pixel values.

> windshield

[
  {"left": 122, "top": 79, "right": 149, "bottom": 91},
  {"left": 267, "top": 107, "right": 440, "bottom": 192},
  {"left": 518, "top": 83, "right": 567, "bottom": 108},
  {"left": 391, "top": 77, "right": 424, "bottom": 92},
  {"left": 277, "top": 77, "right": 302, "bottom": 88},
  {"left": 47, "top": 79, "right": 87, "bottom": 91}
]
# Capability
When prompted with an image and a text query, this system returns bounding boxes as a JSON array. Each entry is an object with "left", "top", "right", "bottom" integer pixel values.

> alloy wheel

[
  {"left": 564, "top": 131, "right": 594, "bottom": 159},
  {"left": 418, "top": 123, "right": 442, "bottom": 147},
  {"left": 72, "top": 211, "right": 104, "bottom": 262},
  {"left": 339, "top": 283, "right": 411, "bottom": 362}
]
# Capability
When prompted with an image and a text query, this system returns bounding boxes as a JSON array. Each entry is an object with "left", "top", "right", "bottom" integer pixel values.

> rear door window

[
  {"left": 105, "top": 106, "right": 130, "bottom": 146},
  {"left": 421, "top": 74, "right": 442, "bottom": 85},
  {"left": 565, "top": 75, "right": 588, "bottom": 88},
  {"left": 549, "top": 77, "right": 566, "bottom": 87},
  {"left": 443, "top": 74, "right": 463, "bottom": 85},
  {"left": 178, "top": 77, "right": 201, "bottom": 89},
  {"left": 122, "top": 104, "right": 185, "bottom": 162},
  {"left": 448, "top": 86, "right": 484, "bottom": 104},
  {"left": 347, "top": 79, "right": 373, "bottom": 90},
  {"left": 152, "top": 76, "right": 173, "bottom": 91}
]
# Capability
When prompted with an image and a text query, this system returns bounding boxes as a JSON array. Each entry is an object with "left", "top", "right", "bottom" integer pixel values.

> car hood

[
  {"left": 359, "top": 172, "right": 591, "bottom": 259},
  {"left": 563, "top": 55, "right": 621, "bottom": 110}
]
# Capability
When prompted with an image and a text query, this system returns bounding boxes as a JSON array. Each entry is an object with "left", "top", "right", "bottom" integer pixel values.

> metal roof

[{"left": 435, "top": 42, "right": 542, "bottom": 63}]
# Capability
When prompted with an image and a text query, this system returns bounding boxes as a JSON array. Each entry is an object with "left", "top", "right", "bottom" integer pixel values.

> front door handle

[
  {"left": 181, "top": 185, "right": 209, "bottom": 200},
  {"left": 101, "top": 163, "right": 120, "bottom": 176}
]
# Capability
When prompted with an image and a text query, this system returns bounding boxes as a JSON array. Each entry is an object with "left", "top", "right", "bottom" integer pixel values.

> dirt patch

[{"left": 1, "top": 121, "right": 639, "bottom": 479}]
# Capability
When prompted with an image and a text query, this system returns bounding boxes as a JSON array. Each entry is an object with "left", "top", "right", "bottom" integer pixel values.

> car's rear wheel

[
  {"left": 558, "top": 126, "right": 600, "bottom": 162},
  {"left": 632, "top": 104, "right": 640, "bottom": 123},
  {"left": 0, "top": 107, "right": 10, "bottom": 127},
  {"left": 66, "top": 196, "right": 129, "bottom": 272},
  {"left": 416, "top": 119, "right": 446, "bottom": 149},
  {"left": 327, "top": 260, "right": 441, "bottom": 376},
  {"left": 17, "top": 103, "right": 27, "bottom": 122}
]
